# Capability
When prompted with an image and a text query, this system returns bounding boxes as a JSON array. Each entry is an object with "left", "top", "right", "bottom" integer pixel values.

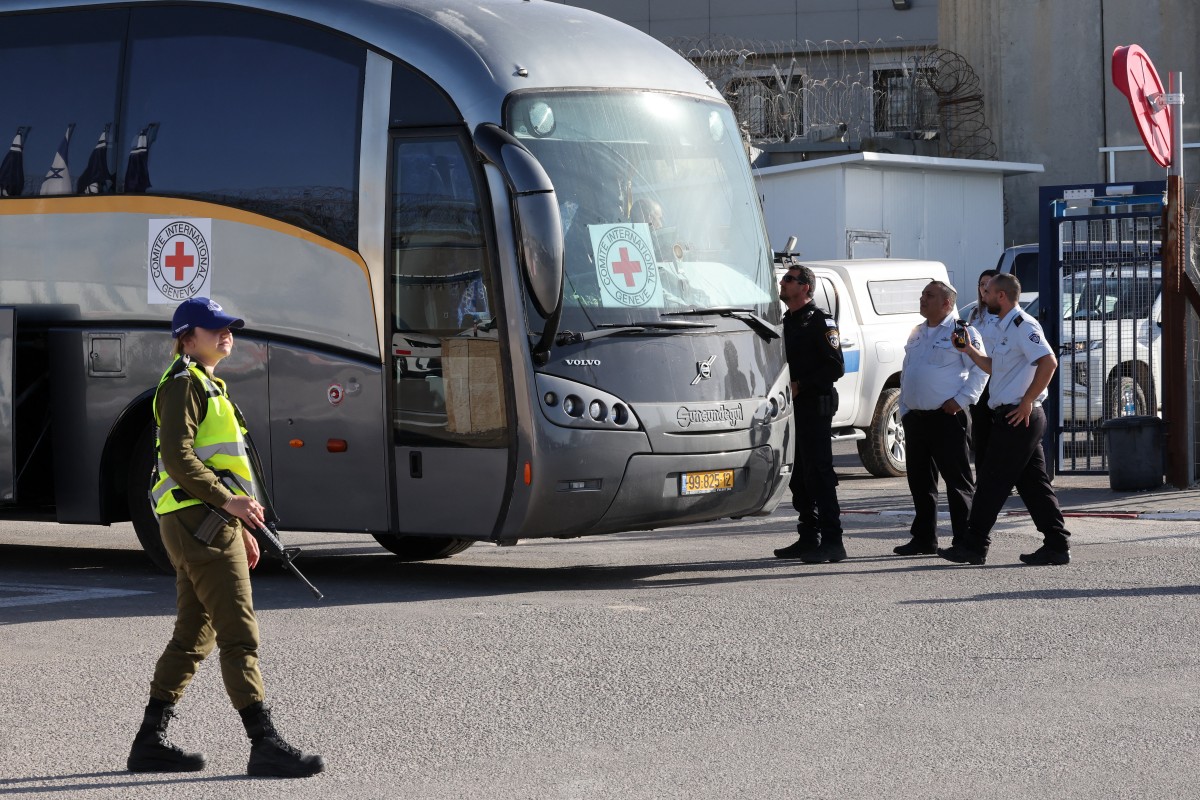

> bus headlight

[{"left": 589, "top": 400, "right": 607, "bottom": 421}]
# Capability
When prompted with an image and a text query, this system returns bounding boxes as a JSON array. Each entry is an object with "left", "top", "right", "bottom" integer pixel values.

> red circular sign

[{"left": 1112, "top": 45, "right": 1172, "bottom": 168}]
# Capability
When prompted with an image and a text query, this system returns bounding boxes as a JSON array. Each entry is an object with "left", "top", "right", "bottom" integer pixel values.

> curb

[{"left": 844, "top": 509, "right": 1200, "bottom": 521}]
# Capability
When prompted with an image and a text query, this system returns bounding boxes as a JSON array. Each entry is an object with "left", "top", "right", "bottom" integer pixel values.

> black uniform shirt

[{"left": 783, "top": 301, "right": 845, "bottom": 397}]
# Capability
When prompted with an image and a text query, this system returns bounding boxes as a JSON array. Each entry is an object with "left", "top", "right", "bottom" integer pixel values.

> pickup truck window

[
  {"left": 814, "top": 278, "right": 838, "bottom": 320},
  {"left": 865, "top": 278, "right": 932, "bottom": 315}
]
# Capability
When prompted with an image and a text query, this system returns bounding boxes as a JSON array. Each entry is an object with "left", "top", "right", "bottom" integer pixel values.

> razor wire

[{"left": 671, "top": 36, "right": 997, "bottom": 160}]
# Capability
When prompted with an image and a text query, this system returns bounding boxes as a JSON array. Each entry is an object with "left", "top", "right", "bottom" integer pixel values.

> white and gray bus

[{"left": 0, "top": 0, "right": 793, "bottom": 570}]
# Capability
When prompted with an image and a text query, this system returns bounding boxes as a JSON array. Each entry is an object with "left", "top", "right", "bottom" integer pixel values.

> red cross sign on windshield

[{"left": 611, "top": 247, "right": 643, "bottom": 287}]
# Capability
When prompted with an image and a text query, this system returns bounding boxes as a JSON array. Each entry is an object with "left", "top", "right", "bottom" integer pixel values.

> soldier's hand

[
  {"left": 941, "top": 399, "right": 962, "bottom": 415},
  {"left": 223, "top": 494, "right": 266, "bottom": 532},
  {"left": 241, "top": 528, "right": 261, "bottom": 569}
]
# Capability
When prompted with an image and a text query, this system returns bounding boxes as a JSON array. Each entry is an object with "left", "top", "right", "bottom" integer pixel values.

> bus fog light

[
  {"left": 544, "top": 391, "right": 558, "bottom": 406},
  {"left": 563, "top": 395, "right": 583, "bottom": 417},
  {"left": 589, "top": 400, "right": 607, "bottom": 421}
]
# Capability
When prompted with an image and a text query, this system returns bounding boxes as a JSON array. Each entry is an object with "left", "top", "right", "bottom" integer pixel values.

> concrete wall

[
  {"left": 941, "top": 0, "right": 1200, "bottom": 247},
  {"left": 553, "top": 0, "right": 939, "bottom": 44}
]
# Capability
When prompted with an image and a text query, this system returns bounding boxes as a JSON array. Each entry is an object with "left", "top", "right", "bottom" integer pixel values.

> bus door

[
  {"left": 0, "top": 308, "right": 13, "bottom": 502},
  {"left": 388, "top": 133, "right": 512, "bottom": 537}
]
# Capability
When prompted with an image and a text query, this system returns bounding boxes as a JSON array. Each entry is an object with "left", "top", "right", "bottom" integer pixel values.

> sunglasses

[{"left": 781, "top": 274, "right": 807, "bottom": 284}]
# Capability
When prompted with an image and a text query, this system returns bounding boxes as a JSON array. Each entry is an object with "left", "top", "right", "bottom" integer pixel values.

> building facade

[{"left": 557, "top": 0, "right": 1196, "bottom": 248}]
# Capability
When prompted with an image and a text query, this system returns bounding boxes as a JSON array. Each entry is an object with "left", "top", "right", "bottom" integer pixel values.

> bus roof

[{"left": 6, "top": 0, "right": 721, "bottom": 127}]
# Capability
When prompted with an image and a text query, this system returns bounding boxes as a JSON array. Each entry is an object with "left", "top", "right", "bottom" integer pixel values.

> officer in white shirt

[
  {"left": 894, "top": 281, "right": 988, "bottom": 556},
  {"left": 938, "top": 273, "right": 1072, "bottom": 566}
]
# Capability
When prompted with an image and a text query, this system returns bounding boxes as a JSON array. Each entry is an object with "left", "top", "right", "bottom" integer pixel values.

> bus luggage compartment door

[{"left": 0, "top": 308, "right": 13, "bottom": 502}]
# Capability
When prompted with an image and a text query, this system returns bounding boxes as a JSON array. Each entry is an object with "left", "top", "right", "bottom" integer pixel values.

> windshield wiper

[
  {"left": 555, "top": 320, "right": 714, "bottom": 345},
  {"left": 663, "top": 307, "right": 780, "bottom": 341}
]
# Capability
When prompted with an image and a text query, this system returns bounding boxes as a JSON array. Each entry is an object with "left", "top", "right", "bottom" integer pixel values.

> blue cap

[{"left": 171, "top": 297, "right": 245, "bottom": 338}]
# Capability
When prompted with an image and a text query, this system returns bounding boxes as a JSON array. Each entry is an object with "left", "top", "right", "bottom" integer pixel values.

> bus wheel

[
  {"left": 371, "top": 534, "right": 474, "bottom": 561},
  {"left": 857, "top": 387, "right": 906, "bottom": 478},
  {"left": 128, "top": 423, "right": 173, "bottom": 574}
]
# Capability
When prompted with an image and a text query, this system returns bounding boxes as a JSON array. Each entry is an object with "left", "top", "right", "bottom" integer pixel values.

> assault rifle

[{"left": 210, "top": 469, "right": 324, "bottom": 601}]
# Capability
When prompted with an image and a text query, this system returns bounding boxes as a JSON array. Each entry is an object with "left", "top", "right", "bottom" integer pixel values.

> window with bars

[
  {"left": 872, "top": 67, "right": 938, "bottom": 135},
  {"left": 724, "top": 73, "right": 803, "bottom": 141}
]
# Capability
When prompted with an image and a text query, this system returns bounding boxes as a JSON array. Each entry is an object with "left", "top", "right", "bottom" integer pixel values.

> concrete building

[
  {"left": 940, "top": 0, "right": 1200, "bottom": 245},
  {"left": 556, "top": 0, "right": 1196, "bottom": 246},
  {"left": 550, "top": 0, "right": 937, "bottom": 43}
]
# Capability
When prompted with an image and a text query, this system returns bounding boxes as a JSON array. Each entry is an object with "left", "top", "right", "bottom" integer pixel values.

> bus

[{"left": 0, "top": 0, "right": 793, "bottom": 571}]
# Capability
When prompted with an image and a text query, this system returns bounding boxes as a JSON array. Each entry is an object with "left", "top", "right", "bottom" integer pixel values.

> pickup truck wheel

[
  {"left": 857, "top": 387, "right": 906, "bottom": 477},
  {"left": 372, "top": 533, "right": 475, "bottom": 561},
  {"left": 128, "top": 422, "right": 174, "bottom": 574}
]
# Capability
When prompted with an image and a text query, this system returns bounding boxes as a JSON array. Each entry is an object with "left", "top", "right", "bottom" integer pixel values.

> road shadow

[
  {"left": 0, "top": 770, "right": 245, "bottom": 795},
  {"left": 899, "top": 585, "right": 1200, "bottom": 604},
  {"left": 0, "top": 536, "right": 967, "bottom": 623}
]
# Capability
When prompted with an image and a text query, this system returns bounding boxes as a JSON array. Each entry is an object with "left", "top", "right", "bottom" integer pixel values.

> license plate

[{"left": 680, "top": 469, "right": 735, "bottom": 496}]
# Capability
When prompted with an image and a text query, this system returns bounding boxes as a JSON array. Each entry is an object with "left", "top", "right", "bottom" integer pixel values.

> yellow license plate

[{"left": 680, "top": 469, "right": 736, "bottom": 496}]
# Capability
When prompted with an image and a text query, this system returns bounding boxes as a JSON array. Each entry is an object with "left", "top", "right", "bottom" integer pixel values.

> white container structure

[{"left": 754, "top": 152, "right": 1044, "bottom": 297}]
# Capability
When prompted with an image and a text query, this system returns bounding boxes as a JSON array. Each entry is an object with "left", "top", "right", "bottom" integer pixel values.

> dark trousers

[
  {"left": 902, "top": 409, "right": 975, "bottom": 546},
  {"left": 791, "top": 413, "right": 842, "bottom": 540},
  {"left": 962, "top": 405, "right": 1070, "bottom": 553},
  {"left": 969, "top": 382, "right": 992, "bottom": 465}
]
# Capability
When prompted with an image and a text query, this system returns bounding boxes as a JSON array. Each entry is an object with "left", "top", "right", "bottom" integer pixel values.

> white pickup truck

[{"left": 778, "top": 257, "right": 952, "bottom": 477}]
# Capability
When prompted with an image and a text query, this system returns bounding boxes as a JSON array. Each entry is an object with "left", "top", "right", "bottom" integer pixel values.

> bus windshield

[{"left": 508, "top": 91, "right": 775, "bottom": 332}]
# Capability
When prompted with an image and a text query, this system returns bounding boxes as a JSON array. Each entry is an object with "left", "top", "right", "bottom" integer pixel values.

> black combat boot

[
  {"left": 774, "top": 529, "right": 820, "bottom": 559},
  {"left": 239, "top": 702, "right": 325, "bottom": 778},
  {"left": 127, "top": 697, "right": 207, "bottom": 773},
  {"left": 798, "top": 537, "right": 847, "bottom": 564}
]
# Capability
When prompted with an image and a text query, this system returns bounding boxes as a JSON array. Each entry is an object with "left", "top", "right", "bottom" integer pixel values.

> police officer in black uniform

[{"left": 773, "top": 263, "right": 847, "bottom": 563}]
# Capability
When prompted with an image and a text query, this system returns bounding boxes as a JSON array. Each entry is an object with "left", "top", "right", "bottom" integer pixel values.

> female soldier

[{"left": 127, "top": 297, "right": 324, "bottom": 778}]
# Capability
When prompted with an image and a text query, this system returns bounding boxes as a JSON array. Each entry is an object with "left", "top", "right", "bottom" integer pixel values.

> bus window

[
  {"left": 0, "top": 10, "right": 125, "bottom": 198},
  {"left": 389, "top": 135, "right": 504, "bottom": 447},
  {"left": 507, "top": 91, "right": 776, "bottom": 333},
  {"left": 122, "top": 7, "right": 364, "bottom": 246}
]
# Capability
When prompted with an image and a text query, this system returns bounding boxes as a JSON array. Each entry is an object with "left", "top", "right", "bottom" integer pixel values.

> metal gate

[{"left": 1038, "top": 181, "right": 1166, "bottom": 474}]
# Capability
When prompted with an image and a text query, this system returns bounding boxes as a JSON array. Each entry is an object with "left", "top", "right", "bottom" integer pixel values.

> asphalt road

[{"left": 2, "top": 450, "right": 1199, "bottom": 799}]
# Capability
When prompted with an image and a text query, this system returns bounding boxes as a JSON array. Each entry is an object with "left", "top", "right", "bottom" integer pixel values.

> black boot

[
  {"left": 240, "top": 702, "right": 325, "bottom": 778},
  {"left": 127, "top": 698, "right": 206, "bottom": 773},
  {"left": 774, "top": 529, "right": 820, "bottom": 559},
  {"left": 798, "top": 538, "right": 848, "bottom": 563}
]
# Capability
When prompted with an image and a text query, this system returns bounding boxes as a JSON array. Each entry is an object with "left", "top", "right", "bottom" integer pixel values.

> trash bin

[{"left": 1101, "top": 415, "right": 1164, "bottom": 491}]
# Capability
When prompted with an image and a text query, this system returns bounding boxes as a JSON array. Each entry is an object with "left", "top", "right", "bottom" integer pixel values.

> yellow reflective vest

[{"left": 151, "top": 357, "right": 256, "bottom": 516}]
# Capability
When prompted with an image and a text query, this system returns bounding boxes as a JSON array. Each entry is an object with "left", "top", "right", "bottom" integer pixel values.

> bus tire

[
  {"left": 128, "top": 422, "right": 174, "bottom": 574},
  {"left": 371, "top": 533, "right": 475, "bottom": 561},
  {"left": 857, "top": 387, "right": 906, "bottom": 478}
]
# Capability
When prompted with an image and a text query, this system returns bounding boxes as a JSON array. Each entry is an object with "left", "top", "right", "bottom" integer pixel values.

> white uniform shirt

[
  {"left": 969, "top": 308, "right": 1001, "bottom": 351},
  {"left": 898, "top": 314, "right": 988, "bottom": 417},
  {"left": 987, "top": 306, "right": 1055, "bottom": 408}
]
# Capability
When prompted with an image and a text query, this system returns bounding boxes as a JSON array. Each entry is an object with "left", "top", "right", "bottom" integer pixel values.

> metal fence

[{"left": 1040, "top": 182, "right": 1165, "bottom": 474}]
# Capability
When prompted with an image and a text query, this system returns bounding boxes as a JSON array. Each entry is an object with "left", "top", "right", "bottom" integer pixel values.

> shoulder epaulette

[{"left": 1013, "top": 315, "right": 1024, "bottom": 327}]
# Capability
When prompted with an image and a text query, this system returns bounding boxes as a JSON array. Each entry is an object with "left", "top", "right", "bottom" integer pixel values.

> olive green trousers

[{"left": 149, "top": 506, "right": 265, "bottom": 710}]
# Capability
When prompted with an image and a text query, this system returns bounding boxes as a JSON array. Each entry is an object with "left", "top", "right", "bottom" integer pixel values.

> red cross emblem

[{"left": 165, "top": 240, "right": 195, "bottom": 282}]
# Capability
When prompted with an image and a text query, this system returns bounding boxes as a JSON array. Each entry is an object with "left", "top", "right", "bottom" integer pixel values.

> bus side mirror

[{"left": 474, "top": 124, "right": 564, "bottom": 364}]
